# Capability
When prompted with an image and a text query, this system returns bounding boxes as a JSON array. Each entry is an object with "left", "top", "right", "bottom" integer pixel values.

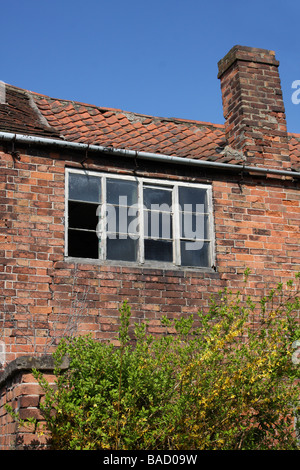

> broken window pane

[
  {"left": 68, "top": 201, "right": 98, "bottom": 230},
  {"left": 67, "top": 171, "right": 212, "bottom": 267},
  {"left": 68, "top": 229, "right": 99, "bottom": 259}
]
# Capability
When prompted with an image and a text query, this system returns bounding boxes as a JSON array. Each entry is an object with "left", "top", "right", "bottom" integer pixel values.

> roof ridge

[
  {"left": 3, "top": 83, "right": 298, "bottom": 135},
  {"left": 24, "top": 84, "right": 224, "bottom": 130},
  {"left": 288, "top": 132, "right": 300, "bottom": 138},
  {"left": 1, "top": 82, "right": 298, "bottom": 168}
]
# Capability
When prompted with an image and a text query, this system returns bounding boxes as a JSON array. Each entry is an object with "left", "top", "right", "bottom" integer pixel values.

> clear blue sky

[{"left": 1, "top": 0, "right": 299, "bottom": 133}]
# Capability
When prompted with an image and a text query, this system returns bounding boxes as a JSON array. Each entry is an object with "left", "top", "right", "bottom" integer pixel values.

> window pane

[
  {"left": 144, "top": 239, "right": 173, "bottom": 262},
  {"left": 107, "top": 179, "right": 138, "bottom": 206},
  {"left": 68, "top": 201, "right": 98, "bottom": 230},
  {"left": 67, "top": 174, "right": 213, "bottom": 267},
  {"left": 68, "top": 229, "right": 99, "bottom": 258},
  {"left": 179, "top": 187, "right": 207, "bottom": 213},
  {"left": 180, "top": 240, "right": 210, "bottom": 267},
  {"left": 107, "top": 237, "right": 138, "bottom": 262},
  {"left": 144, "top": 211, "right": 172, "bottom": 240},
  {"left": 69, "top": 172, "right": 101, "bottom": 202},
  {"left": 106, "top": 205, "right": 139, "bottom": 236},
  {"left": 143, "top": 186, "right": 172, "bottom": 209},
  {"left": 180, "top": 213, "right": 209, "bottom": 240}
]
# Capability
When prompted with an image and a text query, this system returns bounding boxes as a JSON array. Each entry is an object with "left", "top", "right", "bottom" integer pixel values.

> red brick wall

[
  {"left": 0, "top": 146, "right": 300, "bottom": 366},
  {"left": 0, "top": 368, "right": 53, "bottom": 450}
]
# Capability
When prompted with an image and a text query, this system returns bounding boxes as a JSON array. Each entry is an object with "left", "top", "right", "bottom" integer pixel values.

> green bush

[{"left": 30, "top": 273, "right": 300, "bottom": 449}]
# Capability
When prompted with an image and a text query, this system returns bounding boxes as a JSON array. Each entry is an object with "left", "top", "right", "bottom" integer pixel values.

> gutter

[{"left": 1, "top": 131, "right": 300, "bottom": 179}]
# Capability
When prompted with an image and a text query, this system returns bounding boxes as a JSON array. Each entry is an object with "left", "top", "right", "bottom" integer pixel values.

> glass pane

[
  {"left": 68, "top": 201, "right": 99, "bottom": 230},
  {"left": 179, "top": 187, "right": 207, "bottom": 213},
  {"left": 106, "top": 205, "right": 139, "bottom": 236},
  {"left": 106, "top": 237, "right": 138, "bottom": 262},
  {"left": 180, "top": 213, "right": 209, "bottom": 240},
  {"left": 107, "top": 178, "right": 138, "bottom": 206},
  {"left": 68, "top": 229, "right": 99, "bottom": 259},
  {"left": 144, "top": 211, "right": 172, "bottom": 240},
  {"left": 144, "top": 239, "right": 173, "bottom": 262},
  {"left": 143, "top": 186, "right": 172, "bottom": 210},
  {"left": 180, "top": 240, "right": 210, "bottom": 267},
  {"left": 69, "top": 172, "right": 101, "bottom": 203}
]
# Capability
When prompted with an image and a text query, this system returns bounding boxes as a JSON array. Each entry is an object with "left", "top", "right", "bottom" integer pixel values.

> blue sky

[{"left": 1, "top": 0, "right": 299, "bottom": 133}]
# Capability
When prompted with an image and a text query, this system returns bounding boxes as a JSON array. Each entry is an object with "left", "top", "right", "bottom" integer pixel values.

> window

[{"left": 65, "top": 169, "right": 215, "bottom": 268}]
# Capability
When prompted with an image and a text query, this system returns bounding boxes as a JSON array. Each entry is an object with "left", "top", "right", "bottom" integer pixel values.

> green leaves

[{"left": 27, "top": 273, "right": 300, "bottom": 450}]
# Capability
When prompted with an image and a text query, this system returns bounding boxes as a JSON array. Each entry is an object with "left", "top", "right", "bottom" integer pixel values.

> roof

[
  {"left": 1, "top": 83, "right": 300, "bottom": 170},
  {"left": 288, "top": 133, "right": 300, "bottom": 171},
  {"left": 0, "top": 85, "right": 61, "bottom": 139}
]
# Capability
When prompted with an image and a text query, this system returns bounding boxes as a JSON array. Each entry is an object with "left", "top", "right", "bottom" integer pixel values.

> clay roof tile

[{"left": 0, "top": 84, "right": 299, "bottom": 170}]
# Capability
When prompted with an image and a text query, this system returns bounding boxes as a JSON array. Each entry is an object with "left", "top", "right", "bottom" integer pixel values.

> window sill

[{"left": 64, "top": 256, "right": 217, "bottom": 273}]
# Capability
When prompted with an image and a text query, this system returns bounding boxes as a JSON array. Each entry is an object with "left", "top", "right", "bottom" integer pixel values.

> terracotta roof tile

[
  {"left": 0, "top": 85, "right": 61, "bottom": 139},
  {"left": 288, "top": 133, "right": 300, "bottom": 171},
  {"left": 0, "top": 84, "right": 299, "bottom": 170}
]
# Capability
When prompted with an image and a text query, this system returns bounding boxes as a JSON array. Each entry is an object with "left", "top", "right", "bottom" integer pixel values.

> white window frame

[
  {"left": 65, "top": 168, "right": 215, "bottom": 269},
  {"left": 0, "top": 341, "right": 5, "bottom": 367}
]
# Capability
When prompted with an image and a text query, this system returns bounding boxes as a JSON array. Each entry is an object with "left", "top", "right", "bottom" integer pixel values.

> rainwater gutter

[{"left": 1, "top": 131, "right": 300, "bottom": 179}]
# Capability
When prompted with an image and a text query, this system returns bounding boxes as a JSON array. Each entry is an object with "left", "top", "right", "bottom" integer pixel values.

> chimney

[{"left": 217, "top": 45, "right": 290, "bottom": 169}]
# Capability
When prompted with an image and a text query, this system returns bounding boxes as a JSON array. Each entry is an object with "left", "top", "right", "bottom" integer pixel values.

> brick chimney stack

[{"left": 217, "top": 45, "right": 290, "bottom": 169}]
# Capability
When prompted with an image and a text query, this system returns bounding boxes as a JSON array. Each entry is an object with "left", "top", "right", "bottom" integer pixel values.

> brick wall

[
  {"left": 1, "top": 145, "right": 299, "bottom": 368},
  {"left": 1, "top": 43, "right": 299, "bottom": 450},
  {"left": 0, "top": 356, "right": 65, "bottom": 450}
]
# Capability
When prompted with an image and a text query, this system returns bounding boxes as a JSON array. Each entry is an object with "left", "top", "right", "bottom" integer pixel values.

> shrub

[{"left": 29, "top": 273, "right": 300, "bottom": 449}]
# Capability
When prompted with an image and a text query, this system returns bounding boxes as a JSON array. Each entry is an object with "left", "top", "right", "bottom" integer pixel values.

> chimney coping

[{"left": 217, "top": 45, "right": 280, "bottom": 79}]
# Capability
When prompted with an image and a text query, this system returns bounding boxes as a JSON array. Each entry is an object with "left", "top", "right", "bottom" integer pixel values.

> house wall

[
  {"left": 0, "top": 355, "right": 70, "bottom": 450},
  {"left": 1, "top": 43, "right": 299, "bottom": 450},
  {"left": 0, "top": 356, "right": 57, "bottom": 450},
  {"left": 1, "top": 144, "right": 299, "bottom": 368}
]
